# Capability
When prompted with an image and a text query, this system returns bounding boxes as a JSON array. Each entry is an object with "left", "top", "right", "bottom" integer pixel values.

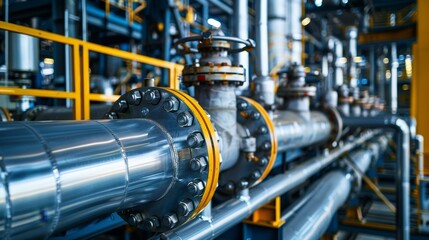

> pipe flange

[
  {"left": 182, "top": 64, "right": 246, "bottom": 86},
  {"left": 108, "top": 87, "right": 220, "bottom": 232},
  {"left": 277, "top": 86, "right": 317, "bottom": 98},
  {"left": 218, "top": 97, "right": 277, "bottom": 194},
  {"left": 322, "top": 105, "right": 343, "bottom": 147}
]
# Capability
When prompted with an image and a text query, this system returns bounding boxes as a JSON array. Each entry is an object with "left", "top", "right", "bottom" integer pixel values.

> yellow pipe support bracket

[{"left": 244, "top": 196, "right": 285, "bottom": 228}]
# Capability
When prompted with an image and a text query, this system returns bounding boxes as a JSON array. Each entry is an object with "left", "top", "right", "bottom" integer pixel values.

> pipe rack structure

[{"left": 343, "top": 116, "right": 410, "bottom": 240}]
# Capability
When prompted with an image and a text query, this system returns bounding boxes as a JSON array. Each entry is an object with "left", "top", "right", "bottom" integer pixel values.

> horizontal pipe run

[
  {"left": 342, "top": 116, "right": 410, "bottom": 240},
  {"left": 274, "top": 110, "right": 332, "bottom": 152},
  {"left": 282, "top": 171, "right": 352, "bottom": 240},
  {"left": 158, "top": 131, "right": 377, "bottom": 240},
  {"left": 0, "top": 119, "right": 175, "bottom": 239},
  {"left": 282, "top": 139, "right": 386, "bottom": 239}
]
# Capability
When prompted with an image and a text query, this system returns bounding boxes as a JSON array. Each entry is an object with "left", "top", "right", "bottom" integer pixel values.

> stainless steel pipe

[
  {"left": 268, "top": 0, "right": 286, "bottom": 70},
  {"left": 254, "top": 0, "right": 275, "bottom": 106},
  {"left": 234, "top": 0, "right": 250, "bottom": 95},
  {"left": 342, "top": 116, "right": 410, "bottom": 240},
  {"left": 0, "top": 119, "right": 175, "bottom": 239},
  {"left": 282, "top": 171, "right": 352, "bottom": 240},
  {"left": 281, "top": 143, "right": 382, "bottom": 239},
  {"left": 158, "top": 131, "right": 377, "bottom": 240},
  {"left": 255, "top": 0, "right": 269, "bottom": 77},
  {"left": 274, "top": 111, "right": 332, "bottom": 152}
]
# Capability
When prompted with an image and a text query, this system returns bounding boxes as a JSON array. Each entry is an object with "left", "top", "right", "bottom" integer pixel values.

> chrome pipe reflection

[
  {"left": 0, "top": 119, "right": 175, "bottom": 239},
  {"left": 273, "top": 111, "right": 331, "bottom": 152}
]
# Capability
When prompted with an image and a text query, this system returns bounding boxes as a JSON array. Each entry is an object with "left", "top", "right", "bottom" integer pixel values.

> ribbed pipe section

[{"left": 0, "top": 119, "right": 175, "bottom": 239}]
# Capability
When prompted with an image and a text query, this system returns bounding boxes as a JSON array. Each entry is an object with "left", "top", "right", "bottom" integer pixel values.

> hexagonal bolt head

[
  {"left": 177, "top": 111, "right": 194, "bottom": 127},
  {"left": 258, "top": 126, "right": 268, "bottom": 135},
  {"left": 187, "top": 180, "right": 205, "bottom": 196},
  {"left": 190, "top": 156, "right": 208, "bottom": 172},
  {"left": 250, "top": 170, "right": 261, "bottom": 180},
  {"left": 144, "top": 90, "right": 161, "bottom": 105},
  {"left": 163, "top": 96, "right": 180, "bottom": 112},
  {"left": 127, "top": 91, "right": 142, "bottom": 105},
  {"left": 143, "top": 216, "right": 160, "bottom": 231},
  {"left": 162, "top": 213, "right": 178, "bottom": 229},
  {"left": 113, "top": 100, "right": 129, "bottom": 113},
  {"left": 261, "top": 141, "right": 271, "bottom": 151},
  {"left": 250, "top": 111, "right": 261, "bottom": 120},
  {"left": 223, "top": 182, "right": 235, "bottom": 193},
  {"left": 237, "top": 101, "right": 248, "bottom": 110},
  {"left": 141, "top": 107, "right": 150, "bottom": 117},
  {"left": 128, "top": 213, "right": 143, "bottom": 226},
  {"left": 177, "top": 199, "right": 195, "bottom": 216},
  {"left": 258, "top": 157, "right": 268, "bottom": 166},
  {"left": 238, "top": 179, "right": 249, "bottom": 189},
  {"left": 187, "top": 132, "right": 204, "bottom": 148},
  {"left": 107, "top": 112, "right": 118, "bottom": 119}
]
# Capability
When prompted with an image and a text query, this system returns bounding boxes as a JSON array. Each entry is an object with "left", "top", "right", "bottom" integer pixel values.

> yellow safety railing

[
  {"left": 103, "top": 0, "right": 146, "bottom": 24},
  {"left": 0, "top": 21, "right": 183, "bottom": 120}
]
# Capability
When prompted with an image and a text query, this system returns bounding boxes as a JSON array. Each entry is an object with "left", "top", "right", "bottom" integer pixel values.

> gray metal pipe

[
  {"left": 253, "top": 0, "right": 275, "bottom": 106},
  {"left": 345, "top": 26, "right": 358, "bottom": 88},
  {"left": 255, "top": 0, "right": 269, "bottom": 77},
  {"left": 416, "top": 134, "right": 424, "bottom": 181},
  {"left": 282, "top": 171, "right": 352, "bottom": 240},
  {"left": 281, "top": 136, "right": 387, "bottom": 239},
  {"left": 342, "top": 116, "right": 410, "bottom": 240},
  {"left": 158, "top": 131, "right": 377, "bottom": 240},
  {"left": 268, "top": 0, "right": 286, "bottom": 70},
  {"left": 274, "top": 110, "right": 332, "bottom": 152},
  {"left": 194, "top": 85, "right": 240, "bottom": 170},
  {"left": 390, "top": 43, "right": 398, "bottom": 114},
  {"left": 286, "top": 0, "right": 303, "bottom": 65},
  {"left": 0, "top": 119, "right": 175, "bottom": 239},
  {"left": 234, "top": 0, "right": 250, "bottom": 95}
]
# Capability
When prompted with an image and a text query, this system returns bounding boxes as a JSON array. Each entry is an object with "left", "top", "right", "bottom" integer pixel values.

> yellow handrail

[{"left": 0, "top": 21, "right": 183, "bottom": 120}]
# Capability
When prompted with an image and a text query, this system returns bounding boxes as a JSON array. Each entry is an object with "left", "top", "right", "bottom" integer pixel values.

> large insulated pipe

[
  {"left": 281, "top": 144, "right": 381, "bottom": 239},
  {"left": 0, "top": 119, "right": 174, "bottom": 239},
  {"left": 0, "top": 87, "right": 222, "bottom": 238},
  {"left": 273, "top": 111, "right": 332, "bottom": 152},
  {"left": 158, "top": 131, "right": 378, "bottom": 240},
  {"left": 342, "top": 116, "right": 410, "bottom": 240}
]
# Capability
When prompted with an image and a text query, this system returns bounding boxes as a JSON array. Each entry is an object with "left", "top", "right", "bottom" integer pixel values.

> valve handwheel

[{"left": 174, "top": 31, "right": 256, "bottom": 54}]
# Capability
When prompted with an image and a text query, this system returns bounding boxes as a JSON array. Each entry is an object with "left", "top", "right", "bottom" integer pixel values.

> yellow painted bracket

[
  {"left": 244, "top": 196, "right": 285, "bottom": 228},
  {"left": 0, "top": 21, "right": 183, "bottom": 120}
]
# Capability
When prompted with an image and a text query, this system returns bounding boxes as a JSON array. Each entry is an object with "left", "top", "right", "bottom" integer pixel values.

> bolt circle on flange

[
  {"left": 109, "top": 87, "right": 220, "bottom": 232},
  {"left": 218, "top": 96, "right": 277, "bottom": 194}
]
